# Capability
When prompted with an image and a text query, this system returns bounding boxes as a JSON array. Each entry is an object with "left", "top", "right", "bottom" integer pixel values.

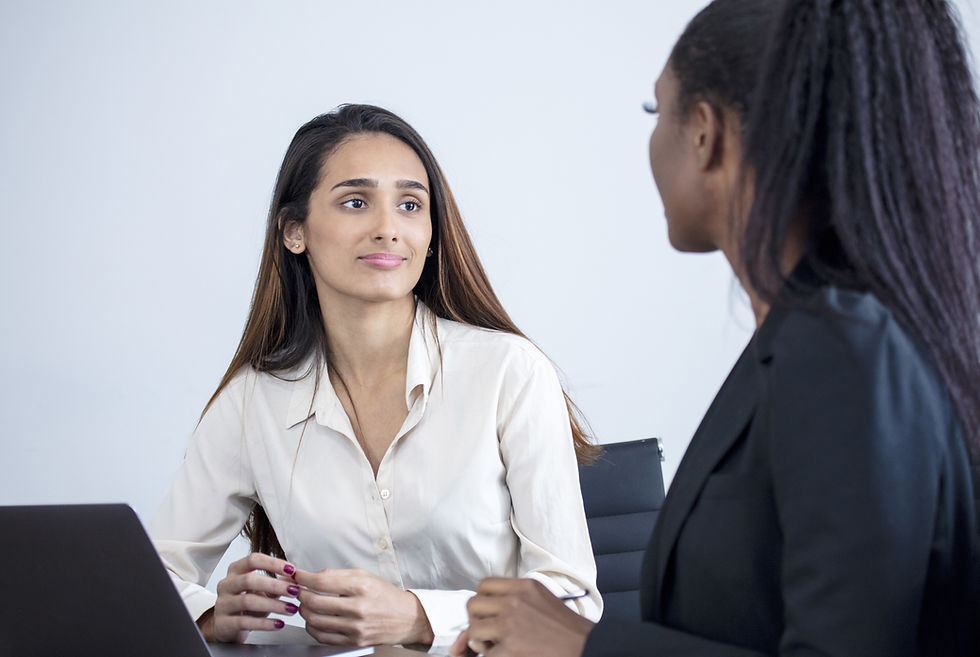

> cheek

[
  {"left": 648, "top": 129, "right": 675, "bottom": 208},
  {"left": 411, "top": 214, "right": 434, "bottom": 252},
  {"left": 304, "top": 217, "right": 346, "bottom": 250},
  {"left": 648, "top": 130, "right": 658, "bottom": 174}
]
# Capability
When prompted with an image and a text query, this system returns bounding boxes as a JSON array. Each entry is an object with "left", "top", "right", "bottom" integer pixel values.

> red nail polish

[
  {"left": 285, "top": 603, "right": 299, "bottom": 614},
  {"left": 283, "top": 564, "right": 295, "bottom": 575},
  {"left": 274, "top": 619, "right": 285, "bottom": 629},
  {"left": 287, "top": 585, "right": 300, "bottom": 596}
]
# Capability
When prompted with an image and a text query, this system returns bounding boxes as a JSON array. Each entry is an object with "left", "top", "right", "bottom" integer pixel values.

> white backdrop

[{"left": 2, "top": 1, "right": 978, "bottom": 532}]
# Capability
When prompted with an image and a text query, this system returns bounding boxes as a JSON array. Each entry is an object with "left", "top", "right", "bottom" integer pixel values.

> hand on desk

[
  {"left": 200, "top": 553, "right": 300, "bottom": 643},
  {"left": 292, "top": 567, "right": 435, "bottom": 647},
  {"left": 449, "top": 578, "right": 594, "bottom": 657}
]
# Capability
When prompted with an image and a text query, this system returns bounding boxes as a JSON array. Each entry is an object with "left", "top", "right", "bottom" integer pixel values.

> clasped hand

[
  {"left": 292, "top": 566, "right": 434, "bottom": 646},
  {"left": 201, "top": 553, "right": 433, "bottom": 646},
  {"left": 449, "top": 578, "right": 594, "bottom": 657}
]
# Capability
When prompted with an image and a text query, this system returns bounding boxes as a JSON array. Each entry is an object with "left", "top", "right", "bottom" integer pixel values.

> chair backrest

[{"left": 578, "top": 437, "right": 666, "bottom": 622}]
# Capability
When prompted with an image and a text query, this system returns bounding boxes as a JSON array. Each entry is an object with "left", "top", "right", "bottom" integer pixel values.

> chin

[
  {"left": 354, "top": 288, "right": 418, "bottom": 304},
  {"left": 667, "top": 231, "right": 718, "bottom": 254}
]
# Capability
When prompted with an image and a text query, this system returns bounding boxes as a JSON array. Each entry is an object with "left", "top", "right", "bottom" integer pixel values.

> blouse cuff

[
  {"left": 407, "top": 588, "right": 475, "bottom": 649},
  {"left": 170, "top": 574, "right": 219, "bottom": 623},
  {"left": 525, "top": 572, "right": 603, "bottom": 622}
]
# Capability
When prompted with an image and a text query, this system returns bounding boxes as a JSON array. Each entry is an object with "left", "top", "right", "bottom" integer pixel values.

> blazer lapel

[{"left": 644, "top": 338, "right": 761, "bottom": 618}]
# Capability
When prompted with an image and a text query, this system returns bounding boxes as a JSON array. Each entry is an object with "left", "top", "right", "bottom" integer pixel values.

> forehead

[
  {"left": 320, "top": 132, "right": 428, "bottom": 185},
  {"left": 654, "top": 62, "right": 678, "bottom": 99}
]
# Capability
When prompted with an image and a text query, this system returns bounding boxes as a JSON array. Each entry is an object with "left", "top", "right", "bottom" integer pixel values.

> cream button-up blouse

[{"left": 151, "top": 302, "right": 601, "bottom": 646}]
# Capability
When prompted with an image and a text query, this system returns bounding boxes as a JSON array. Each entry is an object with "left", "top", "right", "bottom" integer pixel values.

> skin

[
  {"left": 649, "top": 64, "right": 805, "bottom": 328},
  {"left": 648, "top": 64, "right": 736, "bottom": 254},
  {"left": 198, "top": 553, "right": 299, "bottom": 642},
  {"left": 451, "top": 579, "right": 595, "bottom": 657},
  {"left": 202, "top": 132, "right": 436, "bottom": 646},
  {"left": 449, "top": 60, "right": 756, "bottom": 657}
]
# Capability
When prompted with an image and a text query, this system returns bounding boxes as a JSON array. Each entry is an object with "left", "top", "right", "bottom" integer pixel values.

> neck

[
  {"left": 319, "top": 295, "right": 416, "bottom": 388},
  {"left": 719, "top": 224, "right": 807, "bottom": 330}
]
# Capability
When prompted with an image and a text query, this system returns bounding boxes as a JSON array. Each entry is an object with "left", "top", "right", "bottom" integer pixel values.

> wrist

[
  {"left": 570, "top": 612, "right": 595, "bottom": 656},
  {"left": 196, "top": 608, "right": 216, "bottom": 641},
  {"left": 405, "top": 590, "right": 435, "bottom": 645}
]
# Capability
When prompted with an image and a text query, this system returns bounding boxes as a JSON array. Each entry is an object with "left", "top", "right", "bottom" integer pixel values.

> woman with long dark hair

[
  {"left": 151, "top": 104, "right": 601, "bottom": 648},
  {"left": 452, "top": 1, "right": 980, "bottom": 655}
]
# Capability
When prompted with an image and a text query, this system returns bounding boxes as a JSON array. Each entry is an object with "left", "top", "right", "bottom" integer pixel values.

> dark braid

[{"left": 741, "top": 0, "right": 980, "bottom": 458}]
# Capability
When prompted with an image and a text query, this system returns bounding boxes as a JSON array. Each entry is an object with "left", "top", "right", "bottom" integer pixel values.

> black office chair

[{"left": 578, "top": 437, "right": 666, "bottom": 622}]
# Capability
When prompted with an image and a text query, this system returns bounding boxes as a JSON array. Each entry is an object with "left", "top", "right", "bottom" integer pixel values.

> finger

[
  {"left": 218, "top": 570, "right": 301, "bottom": 599},
  {"left": 466, "top": 615, "right": 505, "bottom": 649},
  {"left": 296, "top": 588, "right": 363, "bottom": 617},
  {"left": 214, "top": 614, "right": 287, "bottom": 639},
  {"left": 301, "top": 609, "right": 361, "bottom": 636},
  {"left": 227, "top": 552, "right": 296, "bottom": 578},
  {"left": 465, "top": 593, "right": 508, "bottom": 621},
  {"left": 469, "top": 637, "right": 493, "bottom": 655},
  {"left": 474, "top": 577, "right": 523, "bottom": 596},
  {"left": 449, "top": 629, "right": 477, "bottom": 657},
  {"left": 305, "top": 626, "right": 353, "bottom": 646},
  {"left": 217, "top": 592, "right": 299, "bottom": 618},
  {"left": 292, "top": 567, "right": 368, "bottom": 596}
]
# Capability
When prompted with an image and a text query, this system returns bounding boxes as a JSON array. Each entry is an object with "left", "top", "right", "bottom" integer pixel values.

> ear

[
  {"left": 689, "top": 100, "right": 725, "bottom": 172},
  {"left": 281, "top": 218, "right": 306, "bottom": 254}
]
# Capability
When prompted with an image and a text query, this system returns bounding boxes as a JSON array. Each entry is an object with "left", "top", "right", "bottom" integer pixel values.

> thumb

[{"left": 449, "top": 629, "right": 473, "bottom": 657}]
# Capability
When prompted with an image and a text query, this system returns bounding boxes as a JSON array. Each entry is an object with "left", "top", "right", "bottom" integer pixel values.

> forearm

[{"left": 584, "top": 618, "right": 770, "bottom": 657}]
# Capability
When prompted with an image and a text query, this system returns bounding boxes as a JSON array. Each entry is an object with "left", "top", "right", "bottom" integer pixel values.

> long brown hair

[{"left": 203, "top": 104, "right": 598, "bottom": 557}]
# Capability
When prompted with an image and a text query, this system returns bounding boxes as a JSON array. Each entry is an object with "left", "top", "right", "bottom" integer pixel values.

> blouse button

[
  {"left": 380, "top": 488, "right": 391, "bottom": 500},
  {"left": 377, "top": 538, "right": 389, "bottom": 550}
]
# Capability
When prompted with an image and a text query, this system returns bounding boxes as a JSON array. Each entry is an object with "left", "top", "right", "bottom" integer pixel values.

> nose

[{"left": 372, "top": 206, "right": 398, "bottom": 243}]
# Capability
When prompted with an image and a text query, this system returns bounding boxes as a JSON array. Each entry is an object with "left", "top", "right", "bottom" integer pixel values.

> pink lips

[{"left": 359, "top": 253, "right": 406, "bottom": 269}]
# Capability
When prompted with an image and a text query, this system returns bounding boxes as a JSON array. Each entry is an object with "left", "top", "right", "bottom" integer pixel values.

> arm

[
  {"left": 496, "top": 345, "right": 601, "bottom": 620},
  {"left": 150, "top": 373, "right": 299, "bottom": 641},
  {"left": 452, "top": 579, "right": 769, "bottom": 657},
  {"left": 410, "top": 343, "right": 599, "bottom": 649},
  {"left": 150, "top": 376, "right": 255, "bottom": 620},
  {"left": 581, "top": 317, "right": 947, "bottom": 657},
  {"left": 455, "top": 312, "right": 954, "bottom": 657},
  {"left": 764, "top": 318, "right": 943, "bottom": 656}
]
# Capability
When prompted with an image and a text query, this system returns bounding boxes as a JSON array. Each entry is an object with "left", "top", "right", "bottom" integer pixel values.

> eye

[
  {"left": 642, "top": 101, "right": 659, "bottom": 115},
  {"left": 398, "top": 200, "right": 421, "bottom": 212},
  {"left": 342, "top": 198, "right": 366, "bottom": 209}
]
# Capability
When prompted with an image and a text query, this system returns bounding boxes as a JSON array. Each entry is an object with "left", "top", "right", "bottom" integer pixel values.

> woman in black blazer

[{"left": 451, "top": 0, "right": 980, "bottom": 655}]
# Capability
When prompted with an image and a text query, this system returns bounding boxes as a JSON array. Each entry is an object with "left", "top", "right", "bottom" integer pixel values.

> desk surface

[
  {"left": 209, "top": 645, "right": 426, "bottom": 657},
  {"left": 204, "top": 625, "right": 429, "bottom": 656}
]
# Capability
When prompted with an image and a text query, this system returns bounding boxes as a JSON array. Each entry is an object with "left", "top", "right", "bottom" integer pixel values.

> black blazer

[{"left": 584, "top": 283, "right": 979, "bottom": 656}]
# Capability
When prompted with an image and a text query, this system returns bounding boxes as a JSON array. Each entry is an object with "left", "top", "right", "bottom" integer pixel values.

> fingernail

[
  {"left": 284, "top": 602, "right": 299, "bottom": 614},
  {"left": 274, "top": 619, "right": 285, "bottom": 629},
  {"left": 287, "top": 585, "right": 300, "bottom": 596},
  {"left": 283, "top": 564, "right": 295, "bottom": 575}
]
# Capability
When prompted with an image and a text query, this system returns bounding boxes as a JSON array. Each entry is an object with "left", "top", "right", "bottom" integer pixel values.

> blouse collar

[{"left": 285, "top": 300, "right": 441, "bottom": 429}]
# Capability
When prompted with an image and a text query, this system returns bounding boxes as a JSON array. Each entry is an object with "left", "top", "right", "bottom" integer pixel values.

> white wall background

[{"left": 2, "top": 0, "right": 979, "bottom": 568}]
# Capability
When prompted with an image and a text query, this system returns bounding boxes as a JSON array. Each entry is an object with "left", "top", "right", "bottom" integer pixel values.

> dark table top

[
  {"left": 204, "top": 626, "right": 430, "bottom": 657},
  {"left": 208, "top": 645, "right": 426, "bottom": 657}
]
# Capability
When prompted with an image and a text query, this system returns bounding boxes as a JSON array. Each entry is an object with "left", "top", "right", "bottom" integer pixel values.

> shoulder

[
  {"left": 761, "top": 286, "right": 930, "bottom": 379},
  {"left": 203, "top": 362, "right": 312, "bottom": 420},
  {"left": 433, "top": 314, "right": 554, "bottom": 373},
  {"left": 758, "top": 285, "right": 957, "bottom": 450}
]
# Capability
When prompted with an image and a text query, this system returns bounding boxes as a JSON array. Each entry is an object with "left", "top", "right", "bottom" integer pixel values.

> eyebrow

[
  {"left": 397, "top": 180, "right": 429, "bottom": 194},
  {"left": 331, "top": 178, "right": 376, "bottom": 190},
  {"left": 330, "top": 178, "right": 429, "bottom": 195}
]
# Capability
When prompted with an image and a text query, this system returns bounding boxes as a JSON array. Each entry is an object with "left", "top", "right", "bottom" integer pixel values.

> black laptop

[{"left": 0, "top": 504, "right": 403, "bottom": 657}]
